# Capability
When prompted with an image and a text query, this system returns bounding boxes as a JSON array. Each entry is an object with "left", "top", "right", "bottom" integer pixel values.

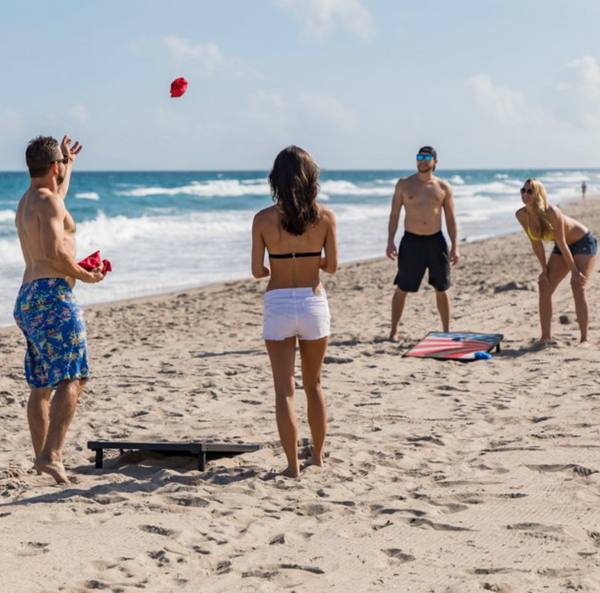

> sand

[{"left": 1, "top": 197, "right": 600, "bottom": 593}]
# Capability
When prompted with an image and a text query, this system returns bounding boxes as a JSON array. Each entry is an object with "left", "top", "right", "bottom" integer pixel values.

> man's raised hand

[{"left": 61, "top": 135, "right": 83, "bottom": 164}]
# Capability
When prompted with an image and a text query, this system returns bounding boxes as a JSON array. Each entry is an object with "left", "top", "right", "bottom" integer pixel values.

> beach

[{"left": 1, "top": 196, "right": 600, "bottom": 592}]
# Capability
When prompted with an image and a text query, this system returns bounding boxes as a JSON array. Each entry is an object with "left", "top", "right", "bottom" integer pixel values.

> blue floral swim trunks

[{"left": 13, "top": 278, "right": 89, "bottom": 389}]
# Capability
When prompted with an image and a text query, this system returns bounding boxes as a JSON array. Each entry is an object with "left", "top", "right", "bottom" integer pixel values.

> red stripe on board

[
  {"left": 426, "top": 347, "right": 486, "bottom": 359},
  {"left": 407, "top": 345, "right": 489, "bottom": 358}
]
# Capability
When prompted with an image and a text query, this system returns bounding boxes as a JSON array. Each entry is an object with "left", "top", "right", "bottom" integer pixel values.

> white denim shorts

[{"left": 263, "top": 287, "right": 330, "bottom": 341}]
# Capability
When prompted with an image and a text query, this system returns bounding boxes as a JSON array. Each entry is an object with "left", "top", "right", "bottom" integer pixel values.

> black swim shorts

[
  {"left": 394, "top": 231, "right": 451, "bottom": 292},
  {"left": 552, "top": 231, "right": 598, "bottom": 257}
]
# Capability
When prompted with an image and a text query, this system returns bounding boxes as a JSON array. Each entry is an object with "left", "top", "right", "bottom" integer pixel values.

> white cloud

[
  {"left": 468, "top": 56, "right": 600, "bottom": 132},
  {"left": 69, "top": 104, "right": 90, "bottom": 126},
  {"left": 248, "top": 91, "right": 357, "bottom": 137},
  {"left": 467, "top": 75, "right": 546, "bottom": 125},
  {"left": 276, "top": 0, "right": 375, "bottom": 42},
  {"left": 163, "top": 36, "right": 247, "bottom": 76},
  {"left": 297, "top": 94, "right": 357, "bottom": 132},
  {"left": 556, "top": 55, "right": 600, "bottom": 127}
]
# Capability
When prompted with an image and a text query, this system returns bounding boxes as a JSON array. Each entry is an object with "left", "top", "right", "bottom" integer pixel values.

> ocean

[{"left": 1, "top": 168, "right": 599, "bottom": 327}]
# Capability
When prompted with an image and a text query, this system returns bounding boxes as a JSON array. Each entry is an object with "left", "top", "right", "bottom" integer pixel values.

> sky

[{"left": 1, "top": 0, "right": 600, "bottom": 171}]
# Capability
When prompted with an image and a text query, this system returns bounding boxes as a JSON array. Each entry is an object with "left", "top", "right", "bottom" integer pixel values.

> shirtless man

[
  {"left": 386, "top": 146, "right": 459, "bottom": 340},
  {"left": 14, "top": 135, "right": 104, "bottom": 485}
]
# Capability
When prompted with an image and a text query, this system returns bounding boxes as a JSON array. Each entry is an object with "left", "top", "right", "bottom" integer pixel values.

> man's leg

[
  {"left": 34, "top": 379, "right": 85, "bottom": 485},
  {"left": 27, "top": 387, "right": 53, "bottom": 458},
  {"left": 390, "top": 288, "right": 408, "bottom": 340},
  {"left": 435, "top": 289, "right": 451, "bottom": 332}
]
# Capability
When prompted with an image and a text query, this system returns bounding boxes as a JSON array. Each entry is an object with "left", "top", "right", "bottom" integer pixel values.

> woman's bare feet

[
  {"left": 303, "top": 457, "right": 324, "bottom": 470},
  {"left": 34, "top": 457, "right": 71, "bottom": 485},
  {"left": 281, "top": 466, "right": 300, "bottom": 478}
]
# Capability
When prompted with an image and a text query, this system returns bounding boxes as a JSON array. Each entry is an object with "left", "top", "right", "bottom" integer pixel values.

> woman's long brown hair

[{"left": 268, "top": 146, "right": 320, "bottom": 236}]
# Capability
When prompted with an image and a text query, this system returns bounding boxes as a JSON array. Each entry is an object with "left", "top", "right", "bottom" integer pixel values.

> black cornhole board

[{"left": 87, "top": 441, "right": 262, "bottom": 471}]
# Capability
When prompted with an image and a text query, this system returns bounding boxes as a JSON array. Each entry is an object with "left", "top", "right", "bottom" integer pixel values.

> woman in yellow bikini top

[
  {"left": 515, "top": 178, "right": 597, "bottom": 345},
  {"left": 525, "top": 218, "right": 554, "bottom": 243}
]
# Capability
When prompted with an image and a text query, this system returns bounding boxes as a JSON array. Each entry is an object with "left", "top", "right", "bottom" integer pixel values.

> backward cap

[{"left": 418, "top": 146, "right": 437, "bottom": 159}]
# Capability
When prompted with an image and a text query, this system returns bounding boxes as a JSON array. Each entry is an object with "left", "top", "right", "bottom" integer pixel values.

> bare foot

[
  {"left": 303, "top": 457, "right": 324, "bottom": 469},
  {"left": 281, "top": 466, "right": 300, "bottom": 478},
  {"left": 577, "top": 340, "right": 591, "bottom": 348},
  {"left": 531, "top": 338, "right": 556, "bottom": 351},
  {"left": 34, "top": 458, "right": 72, "bottom": 485},
  {"left": 389, "top": 331, "right": 398, "bottom": 342}
]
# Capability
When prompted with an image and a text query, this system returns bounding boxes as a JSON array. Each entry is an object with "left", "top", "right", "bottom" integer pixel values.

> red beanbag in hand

[{"left": 78, "top": 251, "right": 113, "bottom": 274}]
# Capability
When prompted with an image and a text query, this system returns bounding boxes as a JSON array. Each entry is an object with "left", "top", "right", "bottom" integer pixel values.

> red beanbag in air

[
  {"left": 78, "top": 251, "right": 112, "bottom": 274},
  {"left": 170, "top": 77, "right": 188, "bottom": 98}
]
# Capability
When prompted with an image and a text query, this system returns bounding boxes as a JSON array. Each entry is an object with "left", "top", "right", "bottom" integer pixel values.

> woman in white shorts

[{"left": 252, "top": 146, "right": 338, "bottom": 477}]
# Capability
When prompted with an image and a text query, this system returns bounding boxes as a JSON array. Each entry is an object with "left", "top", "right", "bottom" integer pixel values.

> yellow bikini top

[{"left": 526, "top": 215, "right": 554, "bottom": 242}]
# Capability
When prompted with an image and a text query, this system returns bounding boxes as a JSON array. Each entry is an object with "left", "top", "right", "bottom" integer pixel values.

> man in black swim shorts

[{"left": 386, "top": 146, "right": 460, "bottom": 340}]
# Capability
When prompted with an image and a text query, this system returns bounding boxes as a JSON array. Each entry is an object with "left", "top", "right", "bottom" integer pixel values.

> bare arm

[
  {"left": 442, "top": 183, "right": 460, "bottom": 265},
  {"left": 386, "top": 180, "right": 404, "bottom": 259},
  {"left": 40, "top": 195, "right": 103, "bottom": 282},
  {"left": 251, "top": 213, "right": 270, "bottom": 279},
  {"left": 57, "top": 135, "right": 83, "bottom": 200},
  {"left": 320, "top": 209, "right": 338, "bottom": 275}
]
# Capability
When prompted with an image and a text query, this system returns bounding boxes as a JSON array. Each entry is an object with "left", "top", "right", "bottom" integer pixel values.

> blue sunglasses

[{"left": 416, "top": 154, "right": 434, "bottom": 161}]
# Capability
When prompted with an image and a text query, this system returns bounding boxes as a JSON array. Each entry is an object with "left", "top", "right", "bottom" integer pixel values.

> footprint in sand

[
  {"left": 16, "top": 541, "right": 50, "bottom": 557},
  {"left": 84, "top": 579, "right": 109, "bottom": 590},
  {"left": 148, "top": 549, "right": 170, "bottom": 566},
  {"left": 324, "top": 356, "right": 354, "bottom": 364},
  {"left": 526, "top": 463, "right": 598, "bottom": 477},
  {"left": 279, "top": 563, "right": 325, "bottom": 575},
  {"left": 408, "top": 517, "right": 471, "bottom": 532},
  {"left": 383, "top": 548, "right": 415, "bottom": 563},
  {"left": 169, "top": 495, "right": 210, "bottom": 508},
  {"left": 140, "top": 525, "right": 176, "bottom": 537}
]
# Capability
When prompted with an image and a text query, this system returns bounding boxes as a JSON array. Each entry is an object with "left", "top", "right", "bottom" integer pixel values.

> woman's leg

[
  {"left": 298, "top": 337, "right": 329, "bottom": 467},
  {"left": 265, "top": 337, "right": 300, "bottom": 477},
  {"left": 539, "top": 254, "right": 569, "bottom": 340},
  {"left": 572, "top": 254, "right": 596, "bottom": 344}
]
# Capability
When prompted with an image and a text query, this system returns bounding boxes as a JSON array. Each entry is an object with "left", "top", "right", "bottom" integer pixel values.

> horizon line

[{"left": 1, "top": 166, "right": 599, "bottom": 174}]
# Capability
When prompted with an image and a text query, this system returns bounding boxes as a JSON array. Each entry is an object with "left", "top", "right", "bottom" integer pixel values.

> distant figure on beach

[
  {"left": 386, "top": 146, "right": 459, "bottom": 340},
  {"left": 582, "top": 181, "right": 587, "bottom": 201},
  {"left": 516, "top": 178, "right": 597, "bottom": 346},
  {"left": 13, "top": 135, "right": 105, "bottom": 485},
  {"left": 252, "top": 146, "right": 338, "bottom": 478}
]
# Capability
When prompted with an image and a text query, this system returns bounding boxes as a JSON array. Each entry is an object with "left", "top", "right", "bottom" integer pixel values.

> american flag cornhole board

[{"left": 403, "top": 332, "right": 503, "bottom": 361}]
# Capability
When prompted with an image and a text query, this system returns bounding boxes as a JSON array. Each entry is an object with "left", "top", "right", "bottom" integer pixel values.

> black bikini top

[{"left": 268, "top": 251, "right": 321, "bottom": 259}]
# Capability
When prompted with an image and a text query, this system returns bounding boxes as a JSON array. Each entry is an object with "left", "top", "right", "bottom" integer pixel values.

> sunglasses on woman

[
  {"left": 416, "top": 154, "right": 433, "bottom": 161},
  {"left": 520, "top": 187, "right": 533, "bottom": 195}
]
